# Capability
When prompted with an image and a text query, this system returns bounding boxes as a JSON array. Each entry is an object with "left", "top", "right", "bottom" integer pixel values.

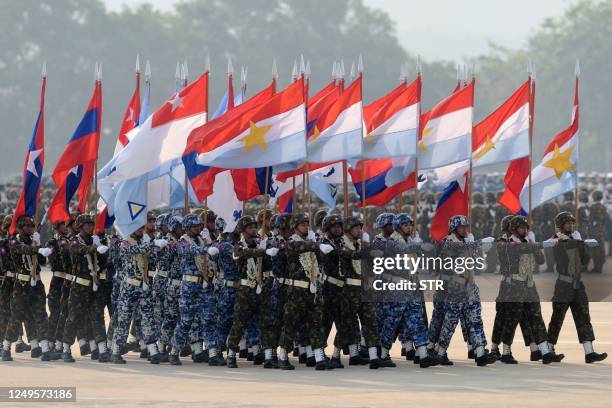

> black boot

[
  {"left": 239, "top": 349, "right": 248, "bottom": 359},
  {"left": 168, "top": 354, "right": 182, "bottom": 366},
  {"left": 306, "top": 356, "right": 316, "bottom": 367},
  {"left": 476, "top": 352, "right": 497, "bottom": 366},
  {"left": 192, "top": 352, "right": 206, "bottom": 363},
  {"left": 2, "top": 350, "right": 13, "bottom": 361},
  {"left": 246, "top": 351, "right": 254, "bottom": 361},
  {"left": 30, "top": 346, "right": 42, "bottom": 358},
  {"left": 500, "top": 354, "right": 518, "bottom": 364},
  {"left": 349, "top": 355, "right": 368, "bottom": 366},
  {"left": 263, "top": 358, "right": 279, "bottom": 369},
  {"left": 41, "top": 351, "right": 52, "bottom": 362},
  {"left": 467, "top": 349, "right": 475, "bottom": 359},
  {"left": 110, "top": 353, "right": 125, "bottom": 364},
  {"left": 292, "top": 347, "right": 299, "bottom": 357},
  {"left": 585, "top": 352, "right": 607, "bottom": 363},
  {"left": 125, "top": 341, "right": 137, "bottom": 352},
  {"left": 227, "top": 356, "right": 238, "bottom": 368},
  {"left": 342, "top": 346, "right": 349, "bottom": 355},
  {"left": 98, "top": 351, "right": 111, "bottom": 363},
  {"left": 530, "top": 350, "right": 542, "bottom": 361},
  {"left": 180, "top": 345, "right": 192, "bottom": 357},
  {"left": 278, "top": 359, "right": 295, "bottom": 370},
  {"left": 401, "top": 348, "right": 406, "bottom": 357},
  {"left": 298, "top": 353, "right": 307, "bottom": 364},
  {"left": 209, "top": 355, "right": 226, "bottom": 366},
  {"left": 405, "top": 349, "right": 415, "bottom": 361},
  {"left": 439, "top": 353, "right": 454, "bottom": 366},
  {"left": 329, "top": 357, "right": 344, "bottom": 369},
  {"left": 368, "top": 358, "right": 381, "bottom": 369},
  {"left": 140, "top": 349, "right": 149, "bottom": 359},
  {"left": 542, "top": 351, "right": 564, "bottom": 364},
  {"left": 62, "top": 352, "right": 75, "bottom": 363},
  {"left": 314, "top": 359, "right": 331, "bottom": 370},
  {"left": 149, "top": 353, "right": 162, "bottom": 364},
  {"left": 379, "top": 356, "right": 397, "bottom": 368},
  {"left": 493, "top": 348, "right": 502, "bottom": 360},
  {"left": 419, "top": 356, "right": 440, "bottom": 368},
  {"left": 80, "top": 343, "right": 91, "bottom": 356},
  {"left": 15, "top": 342, "right": 30, "bottom": 353},
  {"left": 90, "top": 349, "right": 99, "bottom": 360},
  {"left": 253, "top": 352, "right": 265, "bottom": 365},
  {"left": 159, "top": 352, "right": 169, "bottom": 363}
]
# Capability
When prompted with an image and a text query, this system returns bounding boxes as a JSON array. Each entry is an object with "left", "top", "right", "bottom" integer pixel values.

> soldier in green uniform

[{"left": 588, "top": 190, "right": 608, "bottom": 273}]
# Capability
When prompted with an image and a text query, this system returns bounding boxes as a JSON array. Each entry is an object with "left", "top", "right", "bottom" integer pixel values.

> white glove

[
  {"left": 92, "top": 282, "right": 99, "bottom": 292},
  {"left": 319, "top": 243, "right": 334, "bottom": 254},
  {"left": 37, "top": 247, "right": 52, "bottom": 257},
  {"left": 480, "top": 236, "right": 495, "bottom": 244},
  {"left": 207, "top": 247, "right": 219, "bottom": 257},
  {"left": 361, "top": 232, "right": 370, "bottom": 243},
  {"left": 466, "top": 233, "right": 475, "bottom": 243},
  {"left": 142, "top": 234, "right": 151, "bottom": 243},
  {"left": 30, "top": 276, "right": 37, "bottom": 287},
  {"left": 258, "top": 239, "right": 267, "bottom": 250},
  {"left": 256, "top": 284, "right": 262, "bottom": 295},
  {"left": 584, "top": 239, "right": 599, "bottom": 247},
  {"left": 527, "top": 231, "right": 536, "bottom": 243},
  {"left": 266, "top": 248, "right": 279, "bottom": 257},
  {"left": 420, "top": 242, "right": 434, "bottom": 252},
  {"left": 96, "top": 245, "right": 109, "bottom": 254},
  {"left": 200, "top": 228, "right": 212, "bottom": 244},
  {"left": 413, "top": 232, "right": 423, "bottom": 243},
  {"left": 142, "top": 281, "right": 150, "bottom": 292},
  {"left": 92, "top": 235, "right": 101, "bottom": 247},
  {"left": 307, "top": 230, "right": 316, "bottom": 241},
  {"left": 154, "top": 239, "right": 168, "bottom": 248},
  {"left": 542, "top": 238, "right": 558, "bottom": 248},
  {"left": 571, "top": 231, "right": 582, "bottom": 240},
  {"left": 32, "top": 231, "right": 41, "bottom": 245}
]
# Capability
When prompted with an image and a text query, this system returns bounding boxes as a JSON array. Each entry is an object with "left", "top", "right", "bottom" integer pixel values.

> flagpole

[
  {"left": 92, "top": 62, "right": 103, "bottom": 288},
  {"left": 467, "top": 66, "right": 474, "bottom": 224},
  {"left": 34, "top": 62, "right": 47, "bottom": 229},
  {"left": 355, "top": 57, "right": 368, "bottom": 227},
  {"left": 527, "top": 60, "right": 535, "bottom": 223},
  {"left": 337, "top": 61, "right": 350, "bottom": 218},
  {"left": 412, "top": 58, "right": 421, "bottom": 234},
  {"left": 397, "top": 63, "right": 407, "bottom": 214},
  {"left": 574, "top": 60, "right": 580, "bottom": 230}
]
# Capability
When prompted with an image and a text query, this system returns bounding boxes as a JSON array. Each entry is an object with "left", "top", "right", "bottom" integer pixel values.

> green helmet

[
  {"left": 473, "top": 192, "right": 484, "bottom": 205},
  {"left": 236, "top": 215, "right": 257, "bottom": 233},
  {"left": 501, "top": 215, "right": 514, "bottom": 233},
  {"left": 314, "top": 209, "right": 328, "bottom": 228},
  {"left": 291, "top": 213, "right": 309, "bottom": 229},
  {"left": 509, "top": 215, "right": 529, "bottom": 232},
  {"left": 75, "top": 214, "right": 94, "bottom": 229},
  {"left": 555, "top": 211, "right": 576, "bottom": 229},
  {"left": 344, "top": 216, "right": 363, "bottom": 232},
  {"left": 322, "top": 214, "right": 343, "bottom": 232}
]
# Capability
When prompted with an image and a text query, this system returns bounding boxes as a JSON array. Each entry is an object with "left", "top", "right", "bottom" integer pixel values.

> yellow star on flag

[
  {"left": 543, "top": 144, "right": 575, "bottom": 179},
  {"left": 473, "top": 135, "right": 496, "bottom": 160},
  {"left": 309, "top": 126, "right": 321, "bottom": 145},
  {"left": 240, "top": 121, "right": 271, "bottom": 153},
  {"left": 364, "top": 132, "right": 373, "bottom": 143},
  {"left": 419, "top": 127, "right": 433, "bottom": 151}
]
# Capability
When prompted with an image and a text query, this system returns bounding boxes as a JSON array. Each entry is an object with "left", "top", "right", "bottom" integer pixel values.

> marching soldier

[
  {"left": 547, "top": 211, "right": 607, "bottom": 363},
  {"left": 589, "top": 190, "right": 608, "bottom": 273}
]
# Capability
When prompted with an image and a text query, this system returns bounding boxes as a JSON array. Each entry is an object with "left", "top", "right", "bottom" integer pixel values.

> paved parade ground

[{"left": 0, "top": 269, "right": 610, "bottom": 408}]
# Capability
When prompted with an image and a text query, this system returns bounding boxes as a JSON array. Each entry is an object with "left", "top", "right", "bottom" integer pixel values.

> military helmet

[
  {"left": 485, "top": 192, "right": 496, "bottom": 204},
  {"left": 16, "top": 215, "right": 35, "bottom": 228},
  {"left": 53, "top": 220, "right": 66, "bottom": 230},
  {"left": 509, "top": 215, "right": 529, "bottom": 232},
  {"left": 75, "top": 214, "right": 94, "bottom": 229},
  {"left": 393, "top": 213, "right": 414, "bottom": 230},
  {"left": 501, "top": 214, "right": 514, "bottom": 233},
  {"left": 592, "top": 190, "right": 603, "bottom": 202},
  {"left": 237, "top": 215, "right": 257, "bottom": 233},
  {"left": 182, "top": 213, "right": 204, "bottom": 230},
  {"left": 256, "top": 209, "right": 273, "bottom": 225},
  {"left": 448, "top": 215, "right": 469, "bottom": 233},
  {"left": 375, "top": 213, "right": 394, "bottom": 228},
  {"left": 275, "top": 213, "right": 292, "bottom": 230},
  {"left": 215, "top": 217, "right": 227, "bottom": 232},
  {"left": 314, "top": 209, "right": 328, "bottom": 228},
  {"left": 146, "top": 211, "right": 156, "bottom": 222},
  {"left": 344, "top": 216, "right": 363, "bottom": 232},
  {"left": 554, "top": 211, "right": 576, "bottom": 229},
  {"left": 200, "top": 209, "right": 217, "bottom": 223},
  {"left": 291, "top": 213, "right": 309, "bottom": 229},
  {"left": 473, "top": 192, "right": 484, "bottom": 205},
  {"left": 155, "top": 213, "right": 169, "bottom": 228},
  {"left": 322, "top": 214, "right": 343, "bottom": 232},
  {"left": 167, "top": 214, "right": 184, "bottom": 232},
  {"left": 2, "top": 215, "right": 13, "bottom": 228}
]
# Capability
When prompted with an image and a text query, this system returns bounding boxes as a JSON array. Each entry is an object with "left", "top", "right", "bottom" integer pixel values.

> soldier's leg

[
  {"left": 54, "top": 283, "right": 71, "bottom": 351},
  {"left": 159, "top": 282, "right": 180, "bottom": 351},
  {"left": 61, "top": 284, "right": 90, "bottom": 361},
  {"left": 109, "top": 283, "right": 139, "bottom": 362},
  {"left": 0, "top": 281, "right": 13, "bottom": 343},
  {"left": 201, "top": 284, "right": 223, "bottom": 364},
  {"left": 570, "top": 286, "right": 595, "bottom": 344},
  {"left": 277, "top": 289, "right": 307, "bottom": 368},
  {"left": 436, "top": 302, "right": 461, "bottom": 356},
  {"left": 46, "top": 278, "right": 63, "bottom": 346},
  {"left": 547, "top": 301, "right": 570, "bottom": 347},
  {"left": 428, "top": 298, "right": 446, "bottom": 347},
  {"left": 29, "top": 281, "right": 50, "bottom": 356},
  {"left": 244, "top": 318, "right": 260, "bottom": 355},
  {"left": 2, "top": 283, "right": 29, "bottom": 360},
  {"left": 403, "top": 301, "right": 432, "bottom": 364},
  {"left": 169, "top": 282, "right": 203, "bottom": 363},
  {"left": 138, "top": 287, "right": 162, "bottom": 363},
  {"left": 216, "top": 285, "right": 237, "bottom": 351},
  {"left": 89, "top": 287, "right": 109, "bottom": 361},
  {"left": 226, "top": 289, "right": 257, "bottom": 367},
  {"left": 378, "top": 302, "right": 403, "bottom": 352}
]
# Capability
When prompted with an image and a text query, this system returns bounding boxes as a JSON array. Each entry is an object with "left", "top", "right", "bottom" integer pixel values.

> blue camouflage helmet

[
  {"left": 167, "top": 214, "right": 184, "bottom": 232},
  {"left": 376, "top": 212, "right": 395, "bottom": 228},
  {"left": 448, "top": 214, "right": 469, "bottom": 233},
  {"left": 393, "top": 213, "right": 414, "bottom": 230},
  {"left": 215, "top": 217, "right": 227, "bottom": 232},
  {"left": 155, "top": 213, "right": 169, "bottom": 228},
  {"left": 182, "top": 213, "right": 204, "bottom": 229}
]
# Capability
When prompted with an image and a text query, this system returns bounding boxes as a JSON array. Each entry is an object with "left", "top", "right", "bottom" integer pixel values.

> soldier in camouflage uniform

[
  {"left": 313, "top": 209, "right": 327, "bottom": 239},
  {"left": 496, "top": 216, "right": 563, "bottom": 364},
  {"left": 109, "top": 225, "right": 163, "bottom": 364},
  {"left": 540, "top": 201, "right": 559, "bottom": 272},
  {"left": 226, "top": 215, "right": 277, "bottom": 368},
  {"left": 2, "top": 215, "right": 51, "bottom": 362},
  {"left": 60, "top": 215, "right": 110, "bottom": 363},
  {"left": 152, "top": 213, "right": 171, "bottom": 350},
  {"left": 547, "top": 211, "right": 607, "bottom": 363},
  {"left": 588, "top": 190, "right": 608, "bottom": 273}
]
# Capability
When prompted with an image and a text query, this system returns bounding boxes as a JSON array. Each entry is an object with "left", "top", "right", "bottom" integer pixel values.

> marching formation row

[{"left": 0, "top": 208, "right": 607, "bottom": 370}]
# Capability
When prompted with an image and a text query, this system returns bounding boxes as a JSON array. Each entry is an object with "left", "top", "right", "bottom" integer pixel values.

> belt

[
  {"left": 17, "top": 273, "right": 30, "bottom": 282},
  {"left": 156, "top": 270, "right": 169, "bottom": 278},
  {"left": 126, "top": 277, "right": 142, "bottom": 287},
  {"left": 556, "top": 274, "right": 577, "bottom": 284},
  {"left": 76, "top": 277, "right": 91, "bottom": 287},
  {"left": 262, "top": 271, "right": 273, "bottom": 279},
  {"left": 283, "top": 278, "right": 293, "bottom": 286},
  {"left": 5, "top": 271, "right": 16, "bottom": 278},
  {"left": 183, "top": 275, "right": 202, "bottom": 283},
  {"left": 325, "top": 276, "right": 345, "bottom": 287},
  {"left": 277, "top": 278, "right": 285, "bottom": 284},
  {"left": 225, "top": 280, "right": 240, "bottom": 288},
  {"left": 292, "top": 280, "right": 309, "bottom": 289},
  {"left": 98, "top": 272, "right": 107, "bottom": 280},
  {"left": 345, "top": 278, "right": 362, "bottom": 286},
  {"left": 171, "top": 279, "right": 182, "bottom": 286},
  {"left": 53, "top": 271, "right": 66, "bottom": 279},
  {"left": 65, "top": 273, "right": 74, "bottom": 281},
  {"left": 240, "top": 279, "right": 256, "bottom": 288}
]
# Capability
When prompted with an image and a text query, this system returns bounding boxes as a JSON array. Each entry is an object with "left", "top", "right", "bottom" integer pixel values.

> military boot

[
  {"left": 530, "top": 350, "right": 542, "bottom": 361},
  {"left": 98, "top": 351, "right": 111, "bottom": 363},
  {"left": 168, "top": 354, "right": 182, "bottom": 366},
  {"left": 500, "top": 354, "right": 518, "bottom": 364},
  {"left": 226, "top": 356, "right": 238, "bottom": 368},
  {"left": 379, "top": 356, "right": 397, "bottom": 368},
  {"left": 586, "top": 352, "right": 608, "bottom": 363},
  {"left": 15, "top": 342, "right": 30, "bottom": 353},
  {"left": 253, "top": 352, "right": 265, "bottom": 365},
  {"left": 30, "top": 346, "right": 42, "bottom": 358},
  {"left": 542, "top": 352, "right": 564, "bottom": 364},
  {"left": 110, "top": 353, "right": 125, "bottom": 364},
  {"left": 2, "top": 350, "right": 13, "bottom": 361},
  {"left": 329, "top": 357, "right": 344, "bottom": 369},
  {"left": 90, "top": 349, "right": 99, "bottom": 360},
  {"left": 149, "top": 353, "right": 162, "bottom": 364},
  {"left": 278, "top": 359, "right": 295, "bottom": 370},
  {"left": 62, "top": 352, "right": 75, "bottom": 363}
]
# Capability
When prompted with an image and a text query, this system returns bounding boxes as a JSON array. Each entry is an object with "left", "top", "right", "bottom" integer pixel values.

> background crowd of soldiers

[{"left": 0, "top": 171, "right": 609, "bottom": 369}]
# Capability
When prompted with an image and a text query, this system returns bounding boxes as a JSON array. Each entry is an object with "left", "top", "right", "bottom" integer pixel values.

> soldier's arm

[
  {"left": 70, "top": 238, "right": 96, "bottom": 256},
  {"left": 176, "top": 240, "right": 207, "bottom": 256},
  {"left": 385, "top": 239, "right": 421, "bottom": 254},
  {"left": 11, "top": 240, "right": 38, "bottom": 256},
  {"left": 119, "top": 240, "right": 153, "bottom": 255},
  {"left": 286, "top": 239, "right": 319, "bottom": 256},
  {"left": 233, "top": 242, "right": 265, "bottom": 260}
]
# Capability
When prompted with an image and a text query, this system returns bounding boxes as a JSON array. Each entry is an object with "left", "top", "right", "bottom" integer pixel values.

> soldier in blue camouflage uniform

[
  {"left": 152, "top": 213, "right": 171, "bottom": 358},
  {"left": 168, "top": 213, "right": 222, "bottom": 365},
  {"left": 434, "top": 215, "right": 497, "bottom": 366},
  {"left": 110, "top": 226, "right": 163, "bottom": 364}
]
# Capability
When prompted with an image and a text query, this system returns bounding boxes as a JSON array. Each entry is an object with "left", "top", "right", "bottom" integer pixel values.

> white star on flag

[
  {"left": 126, "top": 107, "right": 135, "bottom": 123},
  {"left": 168, "top": 93, "right": 184, "bottom": 112},
  {"left": 26, "top": 148, "right": 43, "bottom": 177}
]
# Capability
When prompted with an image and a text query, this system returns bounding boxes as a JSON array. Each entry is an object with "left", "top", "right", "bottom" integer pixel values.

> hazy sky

[{"left": 103, "top": 0, "right": 573, "bottom": 60}]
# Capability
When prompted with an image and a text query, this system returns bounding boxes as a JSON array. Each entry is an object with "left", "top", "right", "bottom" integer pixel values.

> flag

[
  {"left": 349, "top": 157, "right": 417, "bottom": 207},
  {"left": 306, "top": 76, "right": 363, "bottom": 163},
  {"left": 98, "top": 72, "right": 208, "bottom": 185},
  {"left": 10, "top": 75, "right": 46, "bottom": 234},
  {"left": 114, "top": 75, "right": 141, "bottom": 154},
  {"left": 418, "top": 80, "right": 473, "bottom": 169},
  {"left": 519, "top": 70, "right": 579, "bottom": 211},
  {"left": 269, "top": 175, "right": 302, "bottom": 213},
  {"left": 498, "top": 157, "right": 530, "bottom": 214},
  {"left": 363, "top": 76, "right": 420, "bottom": 159},
  {"left": 429, "top": 172, "right": 469, "bottom": 241},
  {"left": 231, "top": 167, "right": 276, "bottom": 201},
  {"left": 308, "top": 174, "right": 338, "bottom": 209},
  {"left": 48, "top": 80, "right": 101, "bottom": 223},
  {"left": 472, "top": 80, "right": 530, "bottom": 167},
  {"left": 206, "top": 171, "right": 244, "bottom": 233},
  {"left": 186, "top": 78, "right": 306, "bottom": 169}
]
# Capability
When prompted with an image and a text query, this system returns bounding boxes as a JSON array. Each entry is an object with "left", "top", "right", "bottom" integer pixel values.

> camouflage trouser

[
  {"left": 62, "top": 282, "right": 107, "bottom": 345},
  {"left": 227, "top": 285, "right": 271, "bottom": 351},
  {"left": 337, "top": 286, "right": 379, "bottom": 348},
  {"left": 152, "top": 274, "right": 168, "bottom": 339},
  {"left": 5, "top": 280, "right": 48, "bottom": 343},
  {"left": 54, "top": 279, "right": 74, "bottom": 343},
  {"left": 159, "top": 280, "right": 181, "bottom": 345},
  {"left": 380, "top": 301, "right": 429, "bottom": 349},
  {"left": 271, "top": 282, "right": 288, "bottom": 348},
  {"left": 112, "top": 281, "right": 156, "bottom": 347},
  {"left": 217, "top": 284, "right": 238, "bottom": 348},
  {"left": 322, "top": 284, "right": 343, "bottom": 348},
  {"left": 547, "top": 281, "right": 595, "bottom": 344},
  {"left": 98, "top": 278, "right": 113, "bottom": 318},
  {"left": 171, "top": 280, "right": 205, "bottom": 351},
  {"left": 279, "top": 286, "right": 326, "bottom": 351},
  {"left": 502, "top": 301, "right": 547, "bottom": 345},
  {"left": 544, "top": 247, "right": 555, "bottom": 272},
  {"left": 200, "top": 283, "right": 220, "bottom": 349},
  {"left": 0, "top": 277, "right": 15, "bottom": 339},
  {"left": 428, "top": 298, "right": 445, "bottom": 344},
  {"left": 46, "top": 276, "right": 64, "bottom": 343},
  {"left": 106, "top": 275, "right": 122, "bottom": 342},
  {"left": 437, "top": 300, "right": 487, "bottom": 350},
  {"left": 398, "top": 294, "right": 428, "bottom": 343}
]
